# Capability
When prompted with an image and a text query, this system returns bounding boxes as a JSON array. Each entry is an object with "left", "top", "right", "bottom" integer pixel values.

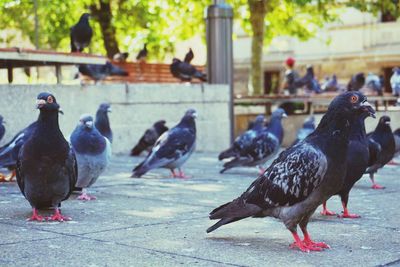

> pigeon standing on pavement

[
  {"left": 365, "top": 116, "right": 395, "bottom": 189},
  {"left": 292, "top": 115, "right": 315, "bottom": 145},
  {"left": 391, "top": 129, "right": 400, "bottom": 164},
  {"left": 321, "top": 107, "right": 375, "bottom": 218},
  {"left": 207, "top": 92, "right": 375, "bottom": 252},
  {"left": 70, "top": 115, "right": 111, "bottom": 200},
  {"left": 347, "top": 73, "right": 365, "bottom": 91},
  {"left": 130, "top": 120, "right": 169, "bottom": 156},
  {"left": 136, "top": 44, "right": 148, "bottom": 62},
  {"left": 131, "top": 109, "right": 197, "bottom": 178},
  {"left": 95, "top": 103, "right": 113, "bottom": 143},
  {"left": 16, "top": 92, "right": 77, "bottom": 221},
  {"left": 184, "top": 48, "right": 194, "bottom": 63},
  {"left": 0, "top": 115, "right": 5, "bottom": 142},
  {"left": 170, "top": 58, "right": 207, "bottom": 82},
  {"left": 366, "top": 73, "right": 383, "bottom": 96},
  {"left": 218, "top": 115, "right": 265, "bottom": 161},
  {"left": 390, "top": 67, "right": 400, "bottom": 96},
  {"left": 78, "top": 62, "right": 128, "bottom": 83},
  {"left": 220, "top": 109, "right": 286, "bottom": 174},
  {"left": 70, "top": 13, "right": 93, "bottom": 52}
]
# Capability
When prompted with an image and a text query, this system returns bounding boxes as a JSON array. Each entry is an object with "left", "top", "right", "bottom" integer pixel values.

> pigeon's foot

[
  {"left": 0, "top": 170, "right": 16, "bottom": 182},
  {"left": 171, "top": 169, "right": 190, "bottom": 179},
  {"left": 320, "top": 202, "right": 336, "bottom": 216},
  {"left": 290, "top": 232, "right": 311, "bottom": 253},
  {"left": 387, "top": 160, "right": 399, "bottom": 166},
  {"left": 77, "top": 192, "right": 96, "bottom": 201},
  {"left": 303, "top": 236, "right": 330, "bottom": 250},
  {"left": 27, "top": 208, "right": 44, "bottom": 222},
  {"left": 338, "top": 206, "right": 360, "bottom": 219},
  {"left": 46, "top": 209, "right": 71, "bottom": 222},
  {"left": 371, "top": 183, "right": 385, "bottom": 189}
]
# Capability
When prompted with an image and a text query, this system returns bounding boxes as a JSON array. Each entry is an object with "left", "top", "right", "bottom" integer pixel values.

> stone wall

[{"left": 0, "top": 84, "right": 230, "bottom": 153}]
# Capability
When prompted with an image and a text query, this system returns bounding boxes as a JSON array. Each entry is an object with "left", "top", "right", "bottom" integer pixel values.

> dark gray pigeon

[
  {"left": 0, "top": 115, "right": 5, "bottom": 143},
  {"left": 70, "top": 13, "right": 93, "bottom": 52},
  {"left": 207, "top": 92, "right": 374, "bottom": 252},
  {"left": 16, "top": 92, "right": 77, "bottom": 221},
  {"left": 95, "top": 103, "right": 113, "bottom": 143},
  {"left": 220, "top": 109, "right": 286, "bottom": 174},
  {"left": 136, "top": 44, "right": 148, "bottom": 61},
  {"left": 130, "top": 120, "right": 169, "bottom": 156},
  {"left": 292, "top": 115, "right": 315, "bottom": 145},
  {"left": 71, "top": 115, "right": 111, "bottom": 200},
  {"left": 170, "top": 58, "right": 206, "bottom": 82},
  {"left": 184, "top": 48, "right": 194, "bottom": 63},
  {"left": 131, "top": 109, "right": 197, "bottom": 178},
  {"left": 78, "top": 62, "right": 128, "bottom": 83},
  {"left": 347, "top": 72, "right": 365, "bottom": 91},
  {"left": 365, "top": 116, "right": 395, "bottom": 189},
  {"left": 218, "top": 115, "right": 265, "bottom": 161},
  {"left": 394, "top": 128, "right": 400, "bottom": 159}
]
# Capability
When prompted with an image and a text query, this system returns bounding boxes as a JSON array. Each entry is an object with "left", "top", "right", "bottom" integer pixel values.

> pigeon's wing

[
  {"left": 246, "top": 131, "right": 280, "bottom": 162},
  {"left": 63, "top": 148, "right": 78, "bottom": 201},
  {"left": 143, "top": 128, "right": 158, "bottom": 145},
  {"left": 243, "top": 142, "right": 328, "bottom": 207},
  {"left": 70, "top": 27, "right": 78, "bottom": 52},
  {"left": 234, "top": 130, "right": 257, "bottom": 152},
  {"left": 15, "top": 149, "right": 25, "bottom": 197},
  {"left": 367, "top": 138, "right": 382, "bottom": 170}
]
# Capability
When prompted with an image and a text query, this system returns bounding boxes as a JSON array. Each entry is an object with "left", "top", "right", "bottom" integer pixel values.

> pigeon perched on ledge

[
  {"left": 220, "top": 109, "right": 286, "bottom": 174},
  {"left": 321, "top": 106, "right": 375, "bottom": 218},
  {"left": 78, "top": 62, "right": 128, "bottom": 83},
  {"left": 365, "top": 116, "right": 395, "bottom": 189},
  {"left": 95, "top": 103, "right": 113, "bottom": 143},
  {"left": 184, "top": 48, "right": 194, "bottom": 63},
  {"left": 71, "top": 115, "right": 111, "bottom": 201},
  {"left": 207, "top": 92, "right": 375, "bottom": 252},
  {"left": 130, "top": 120, "right": 169, "bottom": 156},
  {"left": 170, "top": 58, "right": 206, "bottom": 82},
  {"left": 16, "top": 92, "right": 77, "bottom": 222},
  {"left": 131, "top": 109, "right": 197, "bottom": 178},
  {"left": 218, "top": 115, "right": 265, "bottom": 161},
  {"left": 70, "top": 13, "right": 92, "bottom": 53}
]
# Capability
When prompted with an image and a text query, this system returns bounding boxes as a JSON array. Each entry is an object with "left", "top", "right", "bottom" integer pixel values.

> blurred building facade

[{"left": 233, "top": 7, "right": 400, "bottom": 95}]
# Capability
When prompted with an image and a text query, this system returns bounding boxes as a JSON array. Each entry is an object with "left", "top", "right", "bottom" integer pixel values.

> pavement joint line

[
  {"left": 377, "top": 258, "right": 400, "bottom": 266},
  {"left": 0, "top": 236, "right": 61, "bottom": 246}
]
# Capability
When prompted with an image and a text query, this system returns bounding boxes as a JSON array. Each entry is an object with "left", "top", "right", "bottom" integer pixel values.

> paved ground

[{"left": 0, "top": 152, "right": 399, "bottom": 267}]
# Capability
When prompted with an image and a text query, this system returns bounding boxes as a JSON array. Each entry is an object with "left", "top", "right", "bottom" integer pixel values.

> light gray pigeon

[{"left": 70, "top": 115, "right": 111, "bottom": 200}]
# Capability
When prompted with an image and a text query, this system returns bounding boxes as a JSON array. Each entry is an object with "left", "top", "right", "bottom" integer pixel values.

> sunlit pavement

[{"left": 0, "top": 153, "right": 399, "bottom": 266}]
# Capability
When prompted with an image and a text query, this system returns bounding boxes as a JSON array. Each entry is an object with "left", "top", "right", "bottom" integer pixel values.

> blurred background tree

[{"left": 0, "top": 0, "right": 398, "bottom": 94}]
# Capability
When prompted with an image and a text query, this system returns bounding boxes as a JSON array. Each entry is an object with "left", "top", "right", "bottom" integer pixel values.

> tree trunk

[
  {"left": 90, "top": 0, "right": 120, "bottom": 58},
  {"left": 248, "top": 0, "right": 267, "bottom": 95}
]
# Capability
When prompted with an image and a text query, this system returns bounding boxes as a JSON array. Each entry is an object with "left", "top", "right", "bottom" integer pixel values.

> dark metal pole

[
  {"left": 34, "top": 0, "right": 39, "bottom": 49},
  {"left": 206, "top": 0, "right": 234, "bottom": 143}
]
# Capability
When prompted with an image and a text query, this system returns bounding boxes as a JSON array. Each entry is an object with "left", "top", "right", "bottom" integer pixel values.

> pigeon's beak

[
  {"left": 36, "top": 99, "right": 46, "bottom": 109},
  {"left": 385, "top": 121, "right": 390, "bottom": 125},
  {"left": 58, "top": 108, "right": 64, "bottom": 115},
  {"left": 107, "top": 107, "right": 112, "bottom": 113},
  {"left": 192, "top": 112, "right": 198, "bottom": 118},
  {"left": 282, "top": 113, "right": 288, "bottom": 118},
  {"left": 360, "top": 101, "right": 375, "bottom": 118},
  {"left": 85, "top": 121, "right": 94, "bottom": 128}
]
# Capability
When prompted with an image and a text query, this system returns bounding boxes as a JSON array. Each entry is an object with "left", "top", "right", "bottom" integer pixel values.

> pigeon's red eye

[
  {"left": 350, "top": 95, "right": 358, "bottom": 103},
  {"left": 47, "top": 96, "right": 53, "bottom": 103}
]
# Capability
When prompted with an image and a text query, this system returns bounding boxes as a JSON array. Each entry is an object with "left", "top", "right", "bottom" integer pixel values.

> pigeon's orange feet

[
  {"left": 27, "top": 209, "right": 44, "bottom": 222},
  {"left": 46, "top": 209, "right": 71, "bottom": 222},
  {"left": 77, "top": 192, "right": 96, "bottom": 201},
  {"left": 320, "top": 202, "right": 336, "bottom": 216},
  {"left": 371, "top": 183, "right": 385, "bottom": 189},
  {"left": 339, "top": 207, "right": 360, "bottom": 219}
]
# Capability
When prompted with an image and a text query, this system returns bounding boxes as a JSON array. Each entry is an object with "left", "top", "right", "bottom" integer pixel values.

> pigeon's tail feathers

[
  {"left": 207, "top": 198, "right": 262, "bottom": 232},
  {"left": 194, "top": 71, "right": 207, "bottom": 82},
  {"left": 218, "top": 147, "right": 236, "bottom": 160},
  {"left": 220, "top": 157, "right": 253, "bottom": 173},
  {"left": 131, "top": 161, "right": 148, "bottom": 178},
  {"left": 130, "top": 140, "right": 147, "bottom": 156}
]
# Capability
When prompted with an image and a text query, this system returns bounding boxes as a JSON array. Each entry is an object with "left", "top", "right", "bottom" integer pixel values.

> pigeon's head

[
  {"left": 98, "top": 103, "right": 112, "bottom": 113},
  {"left": 254, "top": 114, "right": 265, "bottom": 124},
  {"left": 154, "top": 120, "right": 168, "bottom": 134},
  {"left": 303, "top": 115, "right": 315, "bottom": 128},
  {"left": 79, "top": 114, "right": 94, "bottom": 130},
  {"left": 378, "top": 115, "right": 391, "bottom": 126},
  {"left": 172, "top": 58, "right": 181, "bottom": 64},
  {"left": 330, "top": 91, "right": 375, "bottom": 119},
  {"left": 184, "top": 108, "right": 197, "bottom": 119},
  {"left": 79, "top": 13, "right": 90, "bottom": 22},
  {"left": 271, "top": 108, "right": 288, "bottom": 120},
  {"left": 36, "top": 92, "right": 60, "bottom": 113}
]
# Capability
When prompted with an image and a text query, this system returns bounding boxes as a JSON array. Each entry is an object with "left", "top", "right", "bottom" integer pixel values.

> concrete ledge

[{"left": 0, "top": 84, "right": 230, "bottom": 153}]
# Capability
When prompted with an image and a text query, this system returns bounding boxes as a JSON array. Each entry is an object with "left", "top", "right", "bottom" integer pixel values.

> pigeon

[
  {"left": 0, "top": 115, "right": 5, "bottom": 143},
  {"left": 130, "top": 120, "right": 169, "bottom": 156},
  {"left": 170, "top": 58, "right": 207, "bottom": 82},
  {"left": 0, "top": 122, "right": 37, "bottom": 182},
  {"left": 300, "top": 66, "right": 321, "bottom": 94},
  {"left": 292, "top": 115, "right": 315, "bottom": 145},
  {"left": 347, "top": 72, "right": 365, "bottom": 91},
  {"left": 113, "top": 52, "right": 129, "bottom": 62},
  {"left": 321, "top": 107, "right": 375, "bottom": 218},
  {"left": 16, "top": 92, "right": 77, "bottom": 221},
  {"left": 365, "top": 115, "right": 395, "bottom": 189},
  {"left": 136, "top": 44, "right": 148, "bottom": 61},
  {"left": 390, "top": 67, "right": 400, "bottom": 96},
  {"left": 70, "top": 115, "right": 111, "bottom": 200},
  {"left": 78, "top": 62, "right": 128, "bottom": 83},
  {"left": 218, "top": 115, "right": 265, "bottom": 161},
  {"left": 321, "top": 75, "right": 338, "bottom": 92},
  {"left": 366, "top": 73, "right": 383, "bottom": 96},
  {"left": 391, "top": 128, "right": 400, "bottom": 164},
  {"left": 95, "top": 103, "right": 113, "bottom": 143},
  {"left": 207, "top": 92, "right": 375, "bottom": 252},
  {"left": 220, "top": 109, "right": 286, "bottom": 174},
  {"left": 70, "top": 13, "right": 93, "bottom": 53},
  {"left": 131, "top": 109, "right": 197, "bottom": 178},
  {"left": 184, "top": 48, "right": 194, "bottom": 63}
]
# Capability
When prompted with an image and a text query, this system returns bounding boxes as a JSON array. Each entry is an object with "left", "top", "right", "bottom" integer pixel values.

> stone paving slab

[{"left": 0, "top": 152, "right": 399, "bottom": 267}]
